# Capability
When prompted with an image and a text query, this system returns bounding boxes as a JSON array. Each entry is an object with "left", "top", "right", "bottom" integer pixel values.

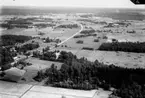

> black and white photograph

[{"left": 0, "top": 0, "right": 145, "bottom": 98}]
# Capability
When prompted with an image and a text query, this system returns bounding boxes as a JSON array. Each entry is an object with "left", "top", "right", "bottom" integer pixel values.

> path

[
  {"left": 57, "top": 22, "right": 83, "bottom": 46},
  {"left": 50, "top": 21, "right": 83, "bottom": 49}
]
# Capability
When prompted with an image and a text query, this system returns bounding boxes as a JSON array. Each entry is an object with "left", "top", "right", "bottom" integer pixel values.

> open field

[
  {"left": 51, "top": 47, "right": 145, "bottom": 69},
  {"left": 0, "top": 80, "right": 111, "bottom": 98},
  {"left": 20, "top": 57, "right": 62, "bottom": 83},
  {"left": 1, "top": 24, "right": 80, "bottom": 39},
  {"left": 77, "top": 50, "right": 145, "bottom": 68},
  {"left": 25, "top": 57, "right": 62, "bottom": 70}
]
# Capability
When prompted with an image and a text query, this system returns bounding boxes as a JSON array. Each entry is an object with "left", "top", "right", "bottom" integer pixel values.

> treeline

[
  {"left": 33, "top": 50, "right": 145, "bottom": 97},
  {"left": 74, "top": 34, "right": 97, "bottom": 38},
  {"left": 34, "top": 23, "right": 55, "bottom": 28},
  {"left": 78, "top": 19, "right": 107, "bottom": 25},
  {"left": 33, "top": 50, "right": 77, "bottom": 62},
  {"left": 98, "top": 42, "right": 145, "bottom": 53},
  {"left": 42, "top": 37, "right": 61, "bottom": 43},
  {"left": 74, "top": 29, "right": 97, "bottom": 38},
  {"left": 0, "top": 18, "right": 55, "bottom": 29},
  {"left": 82, "top": 47, "right": 94, "bottom": 50},
  {"left": 6, "top": 19, "right": 33, "bottom": 24},
  {"left": 80, "top": 29, "right": 95, "bottom": 35},
  {"left": 104, "top": 22, "right": 130, "bottom": 28},
  {"left": 1, "top": 18, "right": 33, "bottom": 29},
  {"left": 96, "top": 29, "right": 112, "bottom": 33},
  {"left": 0, "top": 35, "right": 32, "bottom": 46},
  {"left": 15, "top": 42, "right": 39, "bottom": 53},
  {"left": 57, "top": 24, "right": 78, "bottom": 29},
  {"left": 115, "top": 21, "right": 131, "bottom": 26}
]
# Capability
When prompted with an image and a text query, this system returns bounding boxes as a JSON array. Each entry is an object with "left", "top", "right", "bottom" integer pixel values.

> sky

[{"left": 0, "top": 0, "right": 145, "bottom": 9}]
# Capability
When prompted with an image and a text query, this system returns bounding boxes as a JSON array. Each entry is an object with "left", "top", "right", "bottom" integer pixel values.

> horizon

[
  {"left": 0, "top": 0, "right": 145, "bottom": 9},
  {"left": 1, "top": 5, "right": 145, "bottom": 10}
]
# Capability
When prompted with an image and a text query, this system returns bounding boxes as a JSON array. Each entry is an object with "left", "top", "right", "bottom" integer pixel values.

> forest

[
  {"left": 33, "top": 50, "right": 145, "bottom": 97},
  {"left": 98, "top": 42, "right": 145, "bottom": 53},
  {"left": 0, "top": 35, "right": 32, "bottom": 46}
]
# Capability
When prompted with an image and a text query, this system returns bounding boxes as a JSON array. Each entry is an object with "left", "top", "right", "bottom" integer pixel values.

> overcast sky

[{"left": 0, "top": 0, "right": 145, "bottom": 9}]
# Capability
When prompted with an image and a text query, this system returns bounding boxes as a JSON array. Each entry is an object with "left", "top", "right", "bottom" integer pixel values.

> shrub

[
  {"left": 103, "top": 36, "right": 108, "bottom": 39},
  {"left": 82, "top": 47, "right": 94, "bottom": 50},
  {"left": 94, "top": 39, "right": 99, "bottom": 42},
  {"left": 76, "top": 40, "right": 83, "bottom": 44}
]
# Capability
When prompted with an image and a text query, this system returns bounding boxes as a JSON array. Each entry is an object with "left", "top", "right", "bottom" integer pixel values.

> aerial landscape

[{"left": 0, "top": 0, "right": 145, "bottom": 98}]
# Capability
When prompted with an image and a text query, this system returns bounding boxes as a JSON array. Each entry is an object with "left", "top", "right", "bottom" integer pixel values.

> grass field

[
  {"left": 20, "top": 57, "right": 62, "bottom": 83},
  {"left": 76, "top": 50, "right": 145, "bottom": 69}
]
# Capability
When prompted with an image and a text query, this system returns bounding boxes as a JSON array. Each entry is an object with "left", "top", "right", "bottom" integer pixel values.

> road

[
  {"left": 50, "top": 21, "right": 83, "bottom": 50},
  {"left": 15, "top": 21, "right": 83, "bottom": 51},
  {"left": 57, "top": 21, "right": 83, "bottom": 46}
]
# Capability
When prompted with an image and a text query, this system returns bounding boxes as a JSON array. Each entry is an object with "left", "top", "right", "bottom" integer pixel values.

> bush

[
  {"left": 94, "top": 39, "right": 99, "bottom": 42},
  {"left": 82, "top": 47, "right": 94, "bottom": 50},
  {"left": 1, "top": 64, "right": 11, "bottom": 71},
  {"left": 127, "top": 30, "right": 136, "bottom": 33},
  {"left": 76, "top": 40, "right": 83, "bottom": 44},
  {"left": 103, "top": 36, "right": 108, "bottom": 39}
]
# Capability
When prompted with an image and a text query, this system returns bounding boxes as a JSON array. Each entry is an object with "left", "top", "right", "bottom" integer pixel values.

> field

[
  {"left": 1, "top": 12, "right": 145, "bottom": 84},
  {"left": 1, "top": 13, "right": 145, "bottom": 69},
  {"left": 18, "top": 57, "right": 62, "bottom": 84},
  {"left": 0, "top": 80, "right": 112, "bottom": 98},
  {"left": 1, "top": 7, "right": 145, "bottom": 98},
  {"left": 77, "top": 50, "right": 145, "bottom": 68},
  {"left": 54, "top": 14, "right": 145, "bottom": 69}
]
